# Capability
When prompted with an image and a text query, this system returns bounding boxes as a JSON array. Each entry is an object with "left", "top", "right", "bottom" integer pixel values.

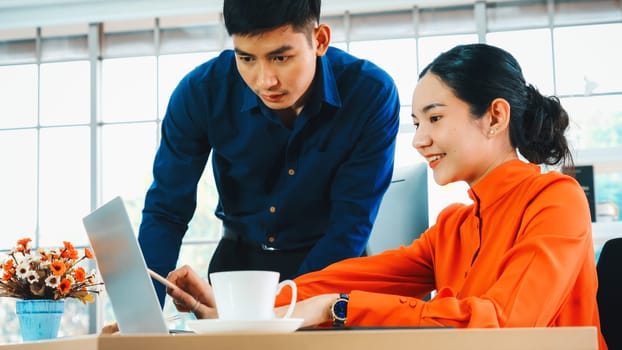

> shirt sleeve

[
  {"left": 138, "top": 74, "right": 211, "bottom": 305},
  {"left": 279, "top": 178, "right": 595, "bottom": 330},
  {"left": 275, "top": 230, "right": 437, "bottom": 308},
  {"left": 296, "top": 78, "right": 401, "bottom": 276}
]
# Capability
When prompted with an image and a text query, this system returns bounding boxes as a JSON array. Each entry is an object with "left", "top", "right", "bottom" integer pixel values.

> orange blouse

[{"left": 276, "top": 160, "right": 607, "bottom": 349}]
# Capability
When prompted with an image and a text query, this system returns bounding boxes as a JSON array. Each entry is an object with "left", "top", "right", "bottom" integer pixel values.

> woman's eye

[{"left": 430, "top": 115, "right": 441, "bottom": 123}]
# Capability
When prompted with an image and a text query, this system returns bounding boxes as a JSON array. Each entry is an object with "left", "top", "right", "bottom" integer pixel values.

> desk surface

[{"left": 0, "top": 327, "right": 598, "bottom": 350}]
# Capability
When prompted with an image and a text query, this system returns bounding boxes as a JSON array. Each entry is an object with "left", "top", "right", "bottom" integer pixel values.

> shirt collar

[
  {"left": 317, "top": 53, "right": 342, "bottom": 109},
  {"left": 239, "top": 54, "right": 342, "bottom": 114},
  {"left": 241, "top": 85, "right": 259, "bottom": 112},
  {"left": 468, "top": 159, "right": 541, "bottom": 212}
]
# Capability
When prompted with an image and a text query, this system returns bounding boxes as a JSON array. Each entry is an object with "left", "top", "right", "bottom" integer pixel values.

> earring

[{"left": 488, "top": 129, "right": 495, "bottom": 135}]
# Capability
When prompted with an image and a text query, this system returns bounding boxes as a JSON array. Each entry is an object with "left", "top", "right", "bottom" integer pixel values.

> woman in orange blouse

[{"left": 167, "top": 43, "right": 606, "bottom": 349}]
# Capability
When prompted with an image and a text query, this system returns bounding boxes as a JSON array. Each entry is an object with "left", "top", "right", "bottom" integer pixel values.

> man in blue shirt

[{"left": 138, "top": 0, "right": 400, "bottom": 305}]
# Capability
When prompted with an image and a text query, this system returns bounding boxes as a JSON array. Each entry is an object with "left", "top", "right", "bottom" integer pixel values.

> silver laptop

[{"left": 82, "top": 196, "right": 169, "bottom": 334}]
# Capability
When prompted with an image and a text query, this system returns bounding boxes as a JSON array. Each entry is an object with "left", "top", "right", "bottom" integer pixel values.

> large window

[
  {"left": 1, "top": 0, "right": 621, "bottom": 343},
  {"left": 486, "top": 29, "right": 555, "bottom": 95}
]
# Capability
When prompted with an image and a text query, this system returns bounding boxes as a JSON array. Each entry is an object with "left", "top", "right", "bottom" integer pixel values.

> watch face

[{"left": 333, "top": 299, "right": 348, "bottom": 320}]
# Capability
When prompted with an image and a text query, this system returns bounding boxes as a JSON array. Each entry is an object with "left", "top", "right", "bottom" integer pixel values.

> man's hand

[{"left": 166, "top": 265, "right": 218, "bottom": 319}]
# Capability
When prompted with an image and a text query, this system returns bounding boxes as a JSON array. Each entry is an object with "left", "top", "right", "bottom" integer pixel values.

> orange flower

[
  {"left": 17, "top": 238, "right": 31, "bottom": 247},
  {"left": 84, "top": 248, "right": 94, "bottom": 259},
  {"left": 62, "top": 241, "right": 74, "bottom": 251},
  {"left": 2, "top": 272, "right": 12, "bottom": 281},
  {"left": 74, "top": 267, "right": 86, "bottom": 282},
  {"left": 15, "top": 238, "right": 31, "bottom": 253},
  {"left": 61, "top": 241, "right": 79, "bottom": 260},
  {"left": 2, "top": 259, "right": 13, "bottom": 271},
  {"left": 50, "top": 260, "right": 67, "bottom": 276},
  {"left": 58, "top": 278, "right": 72, "bottom": 295}
]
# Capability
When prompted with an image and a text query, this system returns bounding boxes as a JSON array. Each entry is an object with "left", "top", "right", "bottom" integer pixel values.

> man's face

[{"left": 233, "top": 25, "right": 327, "bottom": 113}]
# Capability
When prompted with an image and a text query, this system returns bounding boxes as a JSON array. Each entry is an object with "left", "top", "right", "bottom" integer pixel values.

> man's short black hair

[{"left": 223, "top": 0, "right": 321, "bottom": 36}]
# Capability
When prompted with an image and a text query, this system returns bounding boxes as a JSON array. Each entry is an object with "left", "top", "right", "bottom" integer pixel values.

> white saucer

[{"left": 186, "top": 318, "right": 304, "bottom": 334}]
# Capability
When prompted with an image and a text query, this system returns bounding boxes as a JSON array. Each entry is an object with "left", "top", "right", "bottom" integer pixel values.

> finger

[
  {"left": 191, "top": 298, "right": 201, "bottom": 313},
  {"left": 166, "top": 265, "right": 199, "bottom": 287},
  {"left": 170, "top": 291, "right": 198, "bottom": 313},
  {"left": 168, "top": 267, "right": 213, "bottom": 304},
  {"left": 101, "top": 323, "right": 119, "bottom": 334},
  {"left": 167, "top": 267, "right": 197, "bottom": 298},
  {"left": 172, "top": 299, "right": 186, "bottom": 313},
  {"left": 191, "top": 298, "right": 219, "bottom": 319},
  {"left": 168, "top": 282, "right": 193, "bottom": 302}
]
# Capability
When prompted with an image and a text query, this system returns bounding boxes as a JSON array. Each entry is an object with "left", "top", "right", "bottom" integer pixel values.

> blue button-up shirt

[{"left": 138, "top": 46, "right": 399, "bottom": 291}]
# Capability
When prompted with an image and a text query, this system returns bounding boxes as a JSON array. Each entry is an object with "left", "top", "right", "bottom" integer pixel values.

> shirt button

[
  {"left": 267, "top": 236, "right": 276, "bottom": 243},
  {"left": 288, "top": 169, "right": 295, "bottom": 176},
  {"left": 269, "top": 206, "right": 276, "bottom": 213}
]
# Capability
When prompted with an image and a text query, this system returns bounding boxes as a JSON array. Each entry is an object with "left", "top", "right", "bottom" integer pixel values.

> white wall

[{"left": 0, "top": 0, "right": 514, "bottom": 30}]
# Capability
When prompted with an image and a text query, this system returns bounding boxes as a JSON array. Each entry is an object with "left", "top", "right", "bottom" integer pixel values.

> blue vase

[{"left": 15, "top": 299, "right": 65, "bottom": 342}]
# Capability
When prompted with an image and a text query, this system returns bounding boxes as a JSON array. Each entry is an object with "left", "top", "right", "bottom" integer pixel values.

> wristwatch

[{"left": 330, "top": 293, "right": 349, "bottom": 327}]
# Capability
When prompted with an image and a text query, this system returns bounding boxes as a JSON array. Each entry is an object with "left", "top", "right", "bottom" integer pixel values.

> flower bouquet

[{"left": 1, "top": 238, "right": 101, "bottom": 303}]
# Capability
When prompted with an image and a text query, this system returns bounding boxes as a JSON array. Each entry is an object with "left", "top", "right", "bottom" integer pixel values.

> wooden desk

[{"left": 0, "top": 327, "right": 598, "bottom": 350}]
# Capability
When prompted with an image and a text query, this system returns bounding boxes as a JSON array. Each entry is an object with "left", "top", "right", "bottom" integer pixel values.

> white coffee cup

[{"left": 209, "top": 270, "right": 297, "bottom": 321}]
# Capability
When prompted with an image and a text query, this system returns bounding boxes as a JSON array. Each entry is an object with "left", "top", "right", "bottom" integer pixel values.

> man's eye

[
  {"left": 273, "top": 56, "right": 289, "bottom": 63},
  {"left": 238, "top": 56, "right": 254, "bottom": 63}
]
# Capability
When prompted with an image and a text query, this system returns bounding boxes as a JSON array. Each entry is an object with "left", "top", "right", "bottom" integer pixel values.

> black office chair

[{"left": 596, "top": 237, "right": 622, "bottom": 349}]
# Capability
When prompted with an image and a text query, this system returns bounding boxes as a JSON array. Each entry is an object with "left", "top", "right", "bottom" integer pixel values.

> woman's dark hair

[
  {"left": 419, "top": 43, "right": 573, "bottom": 168},
  {"left": 223, "top": 0, "right": 321, "bottom": 37}
]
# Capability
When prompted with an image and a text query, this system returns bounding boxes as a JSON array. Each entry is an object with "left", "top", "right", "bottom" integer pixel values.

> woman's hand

[
  {"left": 166, "top": 265, "right": 218, "bottom": 319},
  {"left": 275, "top": 293, "right": 339, "bottom": 328},
  {"left": 100, "top": 323, "right": 120, "bottom": 334}
]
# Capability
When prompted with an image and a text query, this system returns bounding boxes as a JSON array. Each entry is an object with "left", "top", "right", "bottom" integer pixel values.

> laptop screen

[{"left": 82, "top": 196, "right": 169, "bottom": 334}]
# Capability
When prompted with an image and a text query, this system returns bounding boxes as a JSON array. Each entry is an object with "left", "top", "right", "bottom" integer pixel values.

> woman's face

[{"left": 411, "top": 73, "right": 504, "bottom": 187}]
